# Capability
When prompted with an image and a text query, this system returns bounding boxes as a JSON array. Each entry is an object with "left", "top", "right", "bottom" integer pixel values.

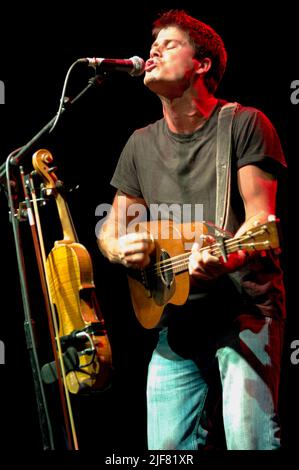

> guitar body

[
  {"left": 127, "top": 217, "right": 280, "bottom": 329},
  {"left": 127, "top": 220, "right": 206, "bottom": 329},
  {"left": 47, "top": 242, "right": 112, "bottom": 393}
]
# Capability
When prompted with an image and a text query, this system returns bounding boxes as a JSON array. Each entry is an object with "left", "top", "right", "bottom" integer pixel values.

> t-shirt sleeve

[
  {"left": 110, "top": 132, "right": 143, "bottom": 197},
  {"left": 233, "top": 107, "right": 287, "bottom": 175}
]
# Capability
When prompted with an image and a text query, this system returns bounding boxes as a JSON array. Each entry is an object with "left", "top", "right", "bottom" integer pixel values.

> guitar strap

[{"left": 215, "top": 101, "right": 239, "bottom": 233}]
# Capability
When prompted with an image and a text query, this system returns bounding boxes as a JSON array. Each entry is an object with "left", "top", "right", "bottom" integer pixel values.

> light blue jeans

[{"left": 147, "top": 316, "right": 284, "bottom": 450}]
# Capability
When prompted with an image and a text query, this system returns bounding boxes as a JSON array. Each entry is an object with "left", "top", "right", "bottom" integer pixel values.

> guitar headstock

[{"left": 234, "top": 215, "right": 281, "bottom": 253}]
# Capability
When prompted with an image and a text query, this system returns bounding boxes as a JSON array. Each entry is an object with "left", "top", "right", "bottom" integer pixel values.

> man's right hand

[{"left": 116, "top": 232, "right": 155, "bottom": 269}]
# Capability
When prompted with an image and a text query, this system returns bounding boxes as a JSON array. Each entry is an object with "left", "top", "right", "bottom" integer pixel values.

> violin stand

[{"left": 0, "top": 74, "right": 105, "bottom": 450}]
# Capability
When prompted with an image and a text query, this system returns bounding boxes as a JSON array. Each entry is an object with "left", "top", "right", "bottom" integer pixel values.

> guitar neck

[{"left": 159, "top": 222, "right": 278, "bottom": 275}]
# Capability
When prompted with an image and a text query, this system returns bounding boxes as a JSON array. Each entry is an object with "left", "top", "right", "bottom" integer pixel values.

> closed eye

[{"left": 150, "top": 39, "right": 185, "bottom": 55}]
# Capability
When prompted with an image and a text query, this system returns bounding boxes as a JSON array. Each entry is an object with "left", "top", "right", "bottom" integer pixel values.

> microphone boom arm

[{"left": 0, "top": 74, "right": 104, "bottom": 182}]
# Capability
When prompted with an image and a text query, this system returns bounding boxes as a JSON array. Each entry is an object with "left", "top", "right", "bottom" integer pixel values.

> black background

[{"left": 0, "top": 0, "right": 298, "bottom": 459}]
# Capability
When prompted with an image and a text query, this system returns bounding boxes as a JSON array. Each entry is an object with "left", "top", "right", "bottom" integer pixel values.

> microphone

[{"left": 79, "top": 56, "right": 145, "bottom": 76}]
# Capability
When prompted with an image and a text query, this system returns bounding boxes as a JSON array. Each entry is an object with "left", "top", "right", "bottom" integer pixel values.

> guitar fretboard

[{"left": 154, "top": 223, "right": 278, "bottom": 276}]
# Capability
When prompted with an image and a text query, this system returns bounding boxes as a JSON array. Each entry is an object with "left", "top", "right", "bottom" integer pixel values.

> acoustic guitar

[{"left": 127, "top": 217, "right": 280, "bottom": 329}]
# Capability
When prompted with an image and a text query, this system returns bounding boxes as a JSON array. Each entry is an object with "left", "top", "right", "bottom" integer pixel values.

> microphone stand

[
  {"left": 0, "top": 74, "right": 105, "bottom": 450},
  {"left": 0, "top": 74, "right": 104, "bottom": 175}
]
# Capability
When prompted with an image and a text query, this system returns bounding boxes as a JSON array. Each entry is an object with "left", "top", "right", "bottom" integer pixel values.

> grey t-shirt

[
  {"left": 110, "top": 100, "right": 286, "bottom": 336},
  {"left": 111, "top": 100, "right": 286, "bottom": 227}
]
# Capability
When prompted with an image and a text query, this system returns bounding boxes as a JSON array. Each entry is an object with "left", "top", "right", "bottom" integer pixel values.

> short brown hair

[{"left": 152, "top": 9, "right": 227, "bottom": 94}]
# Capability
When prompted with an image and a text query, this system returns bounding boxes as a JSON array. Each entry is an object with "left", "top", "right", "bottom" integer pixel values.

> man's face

[{"left": 144, "top": 26, "right": 197, "bottom": 98}]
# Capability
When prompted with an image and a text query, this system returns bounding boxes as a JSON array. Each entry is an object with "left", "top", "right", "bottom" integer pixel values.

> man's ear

[{"left": 194, "top": 58, "right": 212, "bottom": 75}]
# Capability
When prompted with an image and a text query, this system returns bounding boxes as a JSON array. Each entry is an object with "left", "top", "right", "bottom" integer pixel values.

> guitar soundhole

[{"left": 159, "top": 250, "right": 174, "bottom": 288}]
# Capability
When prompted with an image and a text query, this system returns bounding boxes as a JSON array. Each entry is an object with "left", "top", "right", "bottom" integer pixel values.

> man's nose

[{"left": 150, "top": 46, "right": 162, "bottom": 58}]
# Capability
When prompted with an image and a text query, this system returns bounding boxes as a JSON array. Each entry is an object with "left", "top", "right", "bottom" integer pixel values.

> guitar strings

[
  {"left": 152, "top": 235, "right": 244, "bottom": 271},
  {"left": 155, "top": 242, "right": 270, "bottom": 274},
  {"left": 152, "top": 238, "right": 271, "bottom": 275},
  {"left": 152, "top": 226, "right": 270, "bottom": 272},
  {"left": 152, "top": 230, "right": 256, "bottom": 266},
  {"left": 153, "top": 241, "right": 271, "bottom": 275}
]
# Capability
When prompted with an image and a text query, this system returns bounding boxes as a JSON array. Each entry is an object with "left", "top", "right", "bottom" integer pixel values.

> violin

[{"left": 33, "top": 149, "right": 112, "bottom": 394}]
